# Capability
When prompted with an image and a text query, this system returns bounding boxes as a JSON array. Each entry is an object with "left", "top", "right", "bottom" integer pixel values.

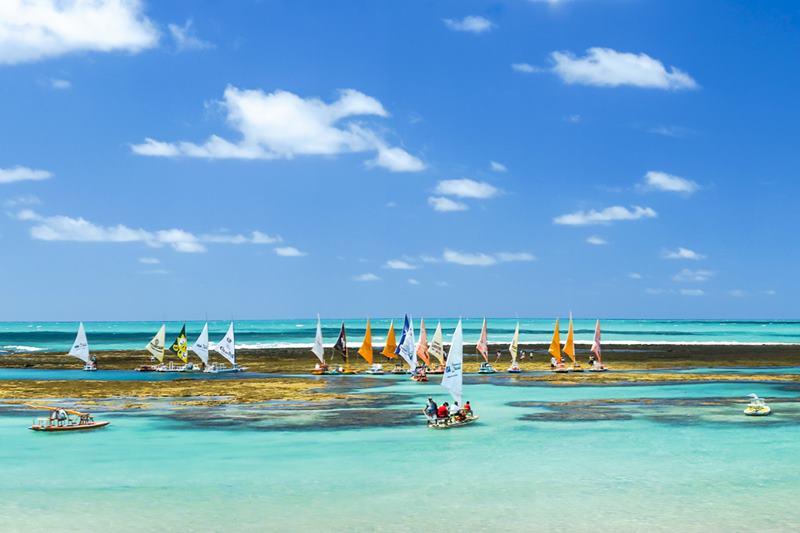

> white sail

[
  {"left": 396, "top": 314, "right": 417, "bottom": 370},
  {"left": 145, "top": 324, "right": 166, "bottom": 362},
  {"left": 190, "top": 322, "right": 209, "bottom": 365},
  {"left": 509, "top": 321, "right": 520, "bottom": 365},
  {"left": 68, "top": 322, "right": 90, "bottom": 363},
  {"left": 311, "top": 315, "right": 325, "bottom": 363},
  {"left": 441, "top": 319, "right": 464, "bottom": 408},
  {"left": 215, "top": 322, "right": 236, "bottom": 365},
  {"left": 429, "top": 322, "right": 445, "bottom": 366}
]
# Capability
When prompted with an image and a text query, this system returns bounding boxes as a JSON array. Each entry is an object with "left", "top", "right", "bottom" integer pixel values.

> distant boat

[
  {"left": 69, "top": 322, "right": 96, "bottom": 371},
  {"left": 332, "top": 321, "right": 357, "bottom": 374},
  {"left": 427, "top": 319, "right": 478, "bottom": 429},
  {"left": 564, "top": 314, "right": 583, "bottom": 372},
  {"left": 190, "top": 322, "right": 210, "bottom": 369},
  {"left": 589, "top": 319, "right": 607, "bottom": 372},
  {"left": 136, "top": 324, "right": 166, "bottom": 372},
  {"left": 507, "top": 321, "right": 521, "bottom": 373},
  {"left": 360, "top": 319, "right": 383, "bottom": 374},
  {"left": 476, "top": 318, "right": 497, "bottom": 374},
  {"left": 311, "top": 315, "right": 329, "bottom": 374},
  {"left": 29, "top": 405, "right": 109, "bottom": 432},
  {"left": 428, "top": 322, "right": 446, "bottom": 374},
  {"left": 416, "top": 318, "right": 431, "bottom": 368},
  {"left": 382, "top": 320, "right": 405, "bottom": 374},
  {"left": 158, "top": 324, "right": 197, "bottom": 372},
  {"left": 395, "top": 314, "right": 418, "bottom": 377},
  {"left": 206, "top": 322, "right": 246, "bottom": 373},
  {"left": 744, "top": 393, "right": 771, "bottom": 416},
  {"left": 549, "top": 319, "right": 569, "bottom": 372}
]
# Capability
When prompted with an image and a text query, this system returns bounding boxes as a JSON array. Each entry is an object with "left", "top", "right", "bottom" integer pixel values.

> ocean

[{"left": 1, "top": 318, "right": 799, "bottom": 354}]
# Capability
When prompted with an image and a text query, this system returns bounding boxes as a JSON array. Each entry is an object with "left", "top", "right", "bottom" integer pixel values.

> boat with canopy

[
  {"left": 426, "top": 319, "right": 479, "bottom": 429},
  {"left": 507, "top": 321, "right": 521, "bottom": 373},
  {"left": 549, "top": 319, "right": 569, "bottom": 372},
  {"left": 205, "top": 322, "right": 246, "bottom": 373},
  {"left": 477, "top": 318, "right": 497, "bottom": 374},
  {"left": 29, "top": 405, "right": 109, "bottom": 432},
  {"left": 68, "top": 322, "right": 96, "bottom": 371}
]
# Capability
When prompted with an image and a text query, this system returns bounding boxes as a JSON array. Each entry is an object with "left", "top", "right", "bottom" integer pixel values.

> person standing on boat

[
  {"left": 56, "top": 408, "right": 67, "bottom": 426},
  {"left": 425, "top": 398, "right": 438, "bottom": 417}
]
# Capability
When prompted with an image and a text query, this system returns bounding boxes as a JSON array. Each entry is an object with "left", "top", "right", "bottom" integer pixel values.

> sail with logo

[
  {"left": 428, "top": 319, "right": 478, "bottom": 428},
  {"left": 395, "top": 314, "right": 417, "bottom": 376},
  {"left": 190, "top": 322, "right": 209, "bottom": 368},
  {"left": 69, "top": 322, "right": 95, "bottom": 371},
  {"left": 207, "top": 322, "right": 246, "bottom": 373},
  {"left": 145, "top": 324, "right": 166, "bottom": 363}
]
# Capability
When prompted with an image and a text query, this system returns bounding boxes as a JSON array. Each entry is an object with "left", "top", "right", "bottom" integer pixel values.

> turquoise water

[
  {"left": 2, "top": 318, "right": 800, "bottom": 354},
  {"left": 1, "top": 378, "right": 799, "bottom": 532}
]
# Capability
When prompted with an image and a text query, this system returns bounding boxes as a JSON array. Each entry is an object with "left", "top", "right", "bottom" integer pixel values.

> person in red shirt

[{"left": 436, "top": 402, "right": 449, "bottom": 419}]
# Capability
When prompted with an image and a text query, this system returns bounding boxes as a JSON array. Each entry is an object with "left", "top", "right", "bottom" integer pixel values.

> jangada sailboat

[
  {"left": 507, "top": 321, "right": 521, "bottom": 373},
  {"left": 331, "top": 321, "right": 357, "bottom": 374},
  {"left": 426, "top": 319, "right": 478, "bottom": 429},
  {"left": 427, "top": 322, "right": 446, "bottom": 374},
  {"left": 588, "top": 319, "right": 608, "bottom": 372},
  {"left": 157, "top": 324, "right": 198, "bottom": 372},
  {"left": 205, "top": 322, "right": 246, "bottom": 373},
  {"left": 477, "top": 318, "right": 497, "bottom": 374},
  {"left": 190, "top": 322, "right": 210, "bottom": 370},
  {"left": 360, "top": 319, "right": 384, "bottom": 374},
  {"left": 549, "top": 319, "right": 569, "bottom": 373},
  {"left": 136, "top": 324, "right": 166, "bottom": 371},
  {"left": 311, "top": 314, "right": 330, "bottom": 374},
  {"left": 395, "top": 314, "right": 419, "bottom": 379},
  {"left": 382, "top": 320, "right": 405, "bottom": 374},
  {"left": 564, "top": 314, "right": 583, "bottom": 372},
  {"left": 412, "top": 318, "right": 430, "bottom": 382},
  {"left": 69, "top": 322, "right": 96, "bottom": 371}
]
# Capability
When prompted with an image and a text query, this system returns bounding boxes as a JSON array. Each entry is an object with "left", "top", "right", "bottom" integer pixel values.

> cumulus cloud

[
  {"left": 384, "top": 259, "right": 417, "bottom": 270},
  {"left": 132, "top": 86, "right": 424, "bottom": 172},
  {"left": 443, "top": 249, "right": 535, "bottom": 266},
  {"left": 553, "top": 205, "right": 657, "bottom": 226},
  {"left": 586, "top": 236, "right": 607, "bottom": 245},
  {"left": 641, "top": 171, "right": 699, "bottom": 194},
  {"left": 0, "top": 0, "right": 159, "bottom": 65},
  {"left": 550, "top": 48, "right": 697, "bottom": 90},
  {"left": 168, "top": 19, "right": 212, "bottom": 51},
  {"left": 434, "top": 178, "right": 499, "bottom": 199},
  {"left": 489, "top": 161, "right": 507, "bottom": 172},
  {"left": 14, "top": 209, "right": 283, "bottom": 254},
  {"left": 353, "top": 273, "right": 380, "bottom": 282},
  {"left": 0, "top": 166, "right": 52, "bottom": 184},
  {"left": 274, "top": 246, "right": 306, "bottom": 257},
  {"left": 443, "top": 16, "right": 494, "bottom": 34},
  {"left": 663, "top": 247, "right": 705, "bottom": 260},
  {"left": 511, "top": 63, "right": 543, "bottom": 74},
  {"left": 428, "top": 196, "right": 468, "bottom": 212},
  {"left": 673, "top": 268, "right": 713, "bottom": 283}
]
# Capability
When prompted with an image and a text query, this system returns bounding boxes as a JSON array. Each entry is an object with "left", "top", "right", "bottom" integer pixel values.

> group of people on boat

[{"left": 425, "top": 397, "right": 473, "bottom": 422}]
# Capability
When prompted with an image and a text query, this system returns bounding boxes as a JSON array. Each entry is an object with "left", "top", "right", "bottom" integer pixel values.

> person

[
  {"left": 436, "top": 402, "right": 449, "bottom": 419},
  {"left": 425, "top": 398, "right": 438, "bottom": 417},
  {"left": 588, "top": 354, "right": 596, "bottom": 366},
  {"left": 56, "top": 408, "right": 67, "bottom": 427},
  {"left": 495, "top": 350, "right": 502, "bottom": 363},
  {"left": 463, "top": 401, "right": 472, "bottom": 415},
  {"left": 550, "top": 356, "right": 557, "bottom": 369}
]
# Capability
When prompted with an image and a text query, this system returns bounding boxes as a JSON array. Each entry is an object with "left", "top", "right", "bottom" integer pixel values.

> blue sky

[{"left": 1, "top": 0, "right": 798, "bottom": 321}]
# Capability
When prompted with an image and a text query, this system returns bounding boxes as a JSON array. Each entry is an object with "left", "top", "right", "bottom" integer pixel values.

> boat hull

[
  {"left": 31, "top": 421, "right": 110, "bottom": 432},
  {"left": 744, "top": 406, "right": 771, "bottom": 416},
  {"left": 427, "top": 415, "right": 479, "bottom": 429}
]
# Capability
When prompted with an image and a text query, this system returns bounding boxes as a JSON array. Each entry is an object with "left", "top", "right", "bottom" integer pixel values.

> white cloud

[
  {"left": 489, "top": 161, "right": 507, "bottom": 172},
  {"left": 663, "top": 247, "right": 705, "bottom": 260},
  {"left": 628, "top": 272, "right": 643, "bottom": 280},
  {"left": 138, "top": 257, "right": 159, "bottom": 264},
  {"left": 274, "top": 246, "right": 306, "bottom": 257},
  {"left": 0, "top": 166, "right": 52, "bottom": 184},
  {"left": 443, "top": 16, "right": 494, "bottom": 34},
  {"left": 2, "top": 194, "right": 40, "bottom": 207},
  {"left": 49, "top": 78, "right": 71, "bottom": 90},
  {"left": 673, "top": 268, "right": 713, "bottom": 283},
  {"left": 728, "top": 289, "right": 746, "bottom": 298},
  {"left": 251, "top": 231, "right": 281, "bottom": 244},
  {"left": 511, "top": 63, "right": 543, "bottom": 74},
  {"left": 428, "top": 196, "right": 468, "bottom": 212},
  {"left": 15, "top": 210, "right": 281, "bottom": 254},
  {"left": 642, "top": 171, "right": 699, "bottom": 194},
  {"left": 443, "top": 249, "right": 535, "bottom": 266},
  {"left": 168, "top": 19, "right": 212, "bottom": 51},
  {"left": 554, "top": 205, "right": 657, "bottom": 226},
  {"left": 353, "top": 273, "right": 380, "bottom": 282},
  {"left": 0, "top": 0, "right": 159, "bottom": 65},
  {"left": 385, "top": 259, "right": 417, "bottom": 270},
  {"left": 408, "top": 278, "right": 420, "bottom": 285},
  {"left": 680, "top": 288, "right": 705, "bottom": 297},
  {"left": 132, "top": 86, "right": 424, "bottom": 172},
  {"left": 551, "top": 48, "right": 697, "bottom": 90},
  {"left": 586, "top": 236, "right": 607, "bottom": 245},
  {"left": 434, "top": 178, "right": 499, "bottom": 199}
]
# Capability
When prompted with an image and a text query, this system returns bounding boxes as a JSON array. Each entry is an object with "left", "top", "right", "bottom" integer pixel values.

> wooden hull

[
  {"left": 31, "top": 421, "right": 110, "bottom": 432},
  {"left": 427, "top": 415, "right": 479, "bottom": 429}
]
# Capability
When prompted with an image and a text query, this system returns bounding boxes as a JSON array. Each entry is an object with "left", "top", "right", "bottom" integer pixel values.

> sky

[{"left": 0, "top": 0, "right": 798, "bottom": 321}]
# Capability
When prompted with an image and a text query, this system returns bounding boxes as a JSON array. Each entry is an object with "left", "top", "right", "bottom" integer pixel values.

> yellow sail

[
  {"left": 381, "top": 320, "right": 397, "bottom": 359},
  {"left": 563, "top": 314, "right": 576, "bottom": 363},
  {"left": 429, "top": 322, "right": 445, "bottom": 366},
  {"left": 358, "top": 319, "right": 373, "bottom": 364},
  {"left": 548, "top": 319, "right": 562, "bottom": 363}
]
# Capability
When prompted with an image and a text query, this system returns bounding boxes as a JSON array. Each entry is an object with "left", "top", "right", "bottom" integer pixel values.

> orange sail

[
  {"left": 381, "top": 320, "right": 397, "bottom": 359},
  {"left": 548, "top": 319, "right": 562, "bottom": 364},
  {"left": 563, "top": 314, "right": 576, "bottom": 364},
  {"left": 476, "top": 318, "right": 489, "bottom": 362},
  {"left": 358, "top": 319, "right": 373, "bottom": 364},
  {"left": 416, "top": 318, "right": 430, "bottom": 365}
]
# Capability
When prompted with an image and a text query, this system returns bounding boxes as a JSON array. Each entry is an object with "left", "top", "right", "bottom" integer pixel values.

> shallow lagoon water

[{"left": 1, "top": 378, "right": 799, "bottom": 532}]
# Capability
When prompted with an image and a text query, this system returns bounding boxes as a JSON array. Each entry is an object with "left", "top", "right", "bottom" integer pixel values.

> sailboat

[
  {"left": 69, "top": 322, "right": 96, "bottom": 371},
  {"left": 507, "top": 321, "right": 521, "bottom": 373},
  {"left": 360, "top": 319, "right": 384, "bottom": 374},
  {"left": 383, "top": 320, "right": 405, "bottom": 374},
  {"left": 331, "top": 322, "right": 357, "bottom": 374},
  {"left": 477, "top": 318, "right": 496, "bottom": 374},
  {"left": 412, "top": 318, "right": 430, "bottom": 381},
  {"left": 157, "top": 324, "right": 196, "bottom": 372},
  {"left": 426, "top": 319, "right": 478, "bottom": 429},
  {"left": 136, "top": 324, "right": 166, "bottom": 371},
  {"left": 589, "top": 319, "right": 607, "bottom": 372},
  {"left": 395, "top": 314, "right": 418, "bottom": 379},
  {"left": 311, "top": 314, "right": 330, "bottom": 374},
  {"left": 206, "top": 322, "right": 246, "bottom": 373},
  {"left": 190, "top": 322, "right": 210, "bottom": 370},
  {"left": 564, "top": 314, "right": 583, "bottom": 372},
  {"left": 549, "top": 319, "right": 569, "bottom": 373},
  {"left": 427, "top": 322, "right": 446, "bottom": 374}
]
